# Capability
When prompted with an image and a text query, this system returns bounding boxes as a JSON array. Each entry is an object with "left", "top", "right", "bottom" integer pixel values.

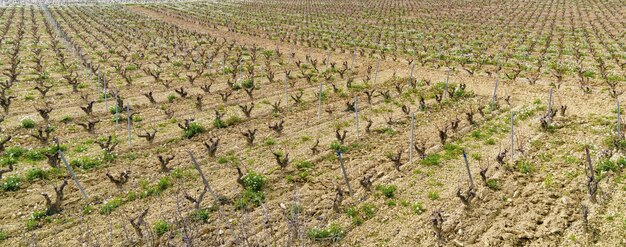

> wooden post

[
  {"left": 409, "top": 112, "right": 415, "bottom": 163},
  {"left": 462, "top": 150, "right": 474, "bottom": 188},
  {"left": 88, "top": 68, "right": 93, "bottom": 93},
  {"left": 103, "top": 75, "right": 108, "bottom": 110},
  {"left": 127, "top": 104, "right": 131, "bottom": 146},
  {"left": 374, "top": 58, "right": 380, "bottom": 84},
  {"left": 58, "top": 150, "right": 89, "bottom": 199},
  {"left": 115, "top": 92, "right": 119, "bottom": 129},
  {"left": 490, "top": 76, "right": 499, "bottom": 112},
  {"left": 326, "top": 52, "right": 331, "bottom": 69},
  {"left": 97, "top": 68, "right": 101, "bottom": 97},
  {"left": 317, "top": 83, "right": 323, "bottom": 121},
  {"left": 547, "top": 87, "right": 553, "bottom": 119},
  {"left": 337, "top": 150, "right": 353, "bottom": 198}
]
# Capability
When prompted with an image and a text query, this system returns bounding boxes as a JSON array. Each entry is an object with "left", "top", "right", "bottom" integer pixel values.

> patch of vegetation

[
  {"left": 224, "top": 115, "right": 243, "bottom": 126},
  {"left": 217, "top": 152, "right": 239, "bottom": 165},
  {"left": 376, "top": 184, "right": 397, "bottom": 198},
  {"left": 486, "top": 179, "right": 500, "bottom": 190},
  {"left": 517, "top": 160, "right": 535, "bottom": 174},
  {"left": 295, "top": 160, "right": 314, "bottom": 171},
  {"left": 138, "top": 177, "right": 174, "bottom": 198},
  {"left": 307, "top": 223, "right": 344, "bottom": 242},
  {"left": 156, "top": 177, "right": 172, "bottom": 191},
  {"left": 109, "top": 106, "right": 120, "bottom": 115},
  {"left": 184, "top": 122, "right": 205, "bottom": 138},
  {"left": 2, "top": 176, "right": 21, "bottom": 191},
  {"left": 543, "top": 174, "right": 554, "bottom": 188},
  {"left": 563, "top": 155, "right": 580, "bottom": 165},
  {"left": 300, "top": 135, "right": 311, "bottom": 142},
  {"left": 452, "top": 87, "right": 471, "bottom": 100},
  {"left": 21, "top": 118, "right": 36, "bottom": 129},
  {"left": 82, "top": 205, "right": 94, "bottom": 215},
  {"left": 74, "top": 145, "right": 89, "bottom": 153},
  {"left": 234, "top": 189, "right": 266, "bottom": 210},
  {"left": 25, "top": 167, "right": 48, "bottom": 181},
  {"left": 100, "top": 197, "right": 123, "bottom": 215},
  {"left": 241, "top": 79, "right": 254, "bottom": 89},
  {"left": 153, "top": 220, "right": 170, "bottom": 236},
  {"left": 442, "top": 143, "right": 463, "bottom": 159},
  {"left": 286, "top": 160, "right": 315, "bottom": 183},
  {"left": 212, "top": 117, "right": 226, "bottom": 128},
  {"left": 484, "top": 138, "right": 496, "bottom": 145},
  {"left": 0, "top": 156, "right": 17, "bottom": 167},
  {"left": 471, "top": 130, "right": 483, "bottom": 139},
  {"left": 242, "top": 171, "right": 266, "bottom": 192},
  {"left": 284, "top": 203, "right": 303, "bottom": 221},
  {"left": 374, "top": 127, "right": 397, "bottom": 135},
  {"left": 126, "top": 191, "right": 137, "bottom": 202},
  {"left": 413, "top": 202, "right": 425, "bottom": 214},
  {"left": 345, "top": 203, "right": 376, "bottom": 225},
  {"left": 4, "top": 146, "right": 27, "bottom": 159},
  {"left": 132, "top": 115, "right": 143, "bottom": 122},
  {"left": 102, "top": 150, "right": 117, "bottom": 163},
  {"left": 0, "top": 229, "right": 6, "bottom": 242},
  {"left": 329, "top": 140, "right": 348, "bottom": 152},
  {"left": 471, "top": 153, "right": 482, "bottom": 161},
  {"left": 70, "top": 157, "right": 102, "bottom": 170},
  {"left": 167, "top": 94, "right": 176, "bottom": 103},
  {"left": 595, "top": 159, "right": 620, "bottom": 176},
  {"left": 127, "top": 152, "right": 138, "bottom": 161},
  {"left": 516, "top": 104, "right": 541, "bottom": 121},
  {"left": 421, "top": 153, "right": 441, "bottom": 166},
  {"left": 191, "top": 208, "right": 212, "bottom": 223},
  {"left": 25, "top": 149, "right": 46, "bottom": 161},
  {"left": 264, "top": 137, "right": 276, "bottom": 146},
  {"left": 427, "top": 191, "right": 440, "bottom": 200},
  {"left": 26, "top": 210, "right": 47, "bottom": 231}
]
